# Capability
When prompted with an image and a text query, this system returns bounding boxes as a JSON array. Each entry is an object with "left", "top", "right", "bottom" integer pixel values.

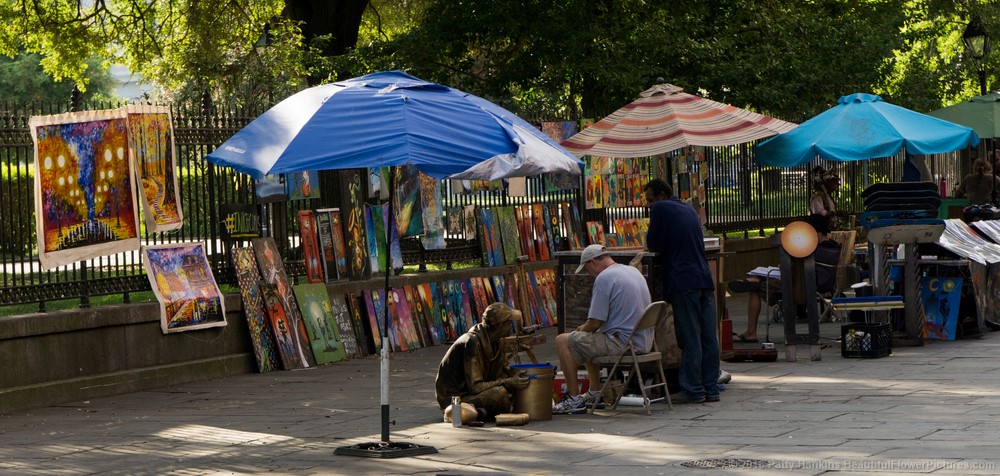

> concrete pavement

[{"left": 2, "top": 293, "right": 1000, "bottom": 475}]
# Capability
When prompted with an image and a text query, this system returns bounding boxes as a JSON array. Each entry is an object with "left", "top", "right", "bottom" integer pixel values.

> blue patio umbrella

[
  {"left": 205, "top": 71, "right": 582, "bottom": 457},
  {"left": 756, "top": 93, "right": 980, "bottom": 167},
  {"left": 206, "top": 71, "right": 582, "bottom": 180}
]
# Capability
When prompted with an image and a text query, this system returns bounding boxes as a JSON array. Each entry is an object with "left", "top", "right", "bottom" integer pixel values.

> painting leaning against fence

[
  {"left": 142, "top": 242, "right": 227, "bottom": 334},
  {"left": 30, "top": 109, "right": 141, "bottom": 270},
  {"left": 125, "top": 105, "right": 183, "bottom": 232}
]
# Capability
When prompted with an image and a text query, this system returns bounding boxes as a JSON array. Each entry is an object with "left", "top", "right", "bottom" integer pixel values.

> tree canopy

[{"left": 1, "top": 0, "right": 997, "bottom": 120}]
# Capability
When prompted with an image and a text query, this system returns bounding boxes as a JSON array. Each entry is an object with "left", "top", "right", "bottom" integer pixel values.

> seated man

[
  {"left": 728, "top": 214, "right": 841, "bottom": 343},
  {"left": 553, "top": 244, "right": 653, "bottom": 414},
  {"left": 435, "top": 302, "right": 529, "bottom": 422}
]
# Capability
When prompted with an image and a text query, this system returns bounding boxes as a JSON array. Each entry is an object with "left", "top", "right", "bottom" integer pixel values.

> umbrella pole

[
  {"left": 381, "top": 170, "right": 394, "bottom": 444},
  {"left": 335, "top": 168, "right": 437, "bottom": 458}
]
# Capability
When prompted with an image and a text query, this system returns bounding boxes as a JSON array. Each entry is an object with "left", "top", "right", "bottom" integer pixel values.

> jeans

[{"left": 671, "top": 288, "right": 721, "bottom": 399}]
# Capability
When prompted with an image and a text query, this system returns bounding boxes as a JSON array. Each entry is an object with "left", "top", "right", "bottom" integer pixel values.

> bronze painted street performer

[{"left": 435, "top": 302, "right": 529, "bottom": 421}]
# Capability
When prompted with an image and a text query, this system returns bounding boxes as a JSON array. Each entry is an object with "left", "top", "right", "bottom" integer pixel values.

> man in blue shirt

[{"left": 644, "top": 179, "right": 720, "bottom": 404}]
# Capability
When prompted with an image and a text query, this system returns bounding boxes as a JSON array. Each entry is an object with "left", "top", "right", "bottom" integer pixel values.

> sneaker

[
  {"left": 552, "top": 395, "right": 586, "bottom": 414},
  {"left": 669, "top": 392, "right": 706, "bottom": 404},
  {"left": 581, "top": 390, "right": 605, "bottom": 410},
  {"left": 705, "top": 395, "right": 721, "bottom": 403},
  {"left": 728, "top": 279, "right": 761, "bottom": 293},
  {"left": 718, "top": 369, "right": 732, "bottom": 385}
]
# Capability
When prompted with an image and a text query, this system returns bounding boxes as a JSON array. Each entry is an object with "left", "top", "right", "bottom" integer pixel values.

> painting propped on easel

[
  {"left": 124, "top": 105, "right": 184, "bottom": 232},
  {"left": 30, "top": 109, "right": 141, "bottom": 270}
]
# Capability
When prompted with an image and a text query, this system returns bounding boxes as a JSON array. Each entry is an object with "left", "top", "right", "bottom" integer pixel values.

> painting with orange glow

[
  {"left": 125, "top": 106, "right": 183, "bottom": 232},
  {"left": 30, "top": 109, "right": 140, "bottom": 270},
  {"left": 142, "top": 242, "right": 226, "bottom": 334}
]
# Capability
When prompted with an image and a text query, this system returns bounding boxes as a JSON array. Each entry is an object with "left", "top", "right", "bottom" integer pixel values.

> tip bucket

[{"left": 510, "top": 363, "right": 555, "bottom": 421}]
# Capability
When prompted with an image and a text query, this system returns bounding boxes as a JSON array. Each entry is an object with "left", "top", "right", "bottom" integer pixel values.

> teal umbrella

[
  {"left": 928, "top": 92, "right": 1000, "bottom": 139},
  {"left": 757, "top": 93, "right": 980, "bottom": 167}
]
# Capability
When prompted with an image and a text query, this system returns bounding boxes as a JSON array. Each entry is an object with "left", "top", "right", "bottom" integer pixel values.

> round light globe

[{"left": 781, "top": 221, "right": 818, "bottom": 258}]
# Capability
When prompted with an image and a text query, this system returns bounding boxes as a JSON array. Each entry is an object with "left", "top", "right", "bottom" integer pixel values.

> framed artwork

[
  {"left": 345, "top": 292, "right": 372, "bottom": 356},
  {"left": 142, "top": 242, "right": 226, "bottom": 334},
  {"left": 297, "top": 210, "right": 324, "bottom": 283},
  {"left": 363, "top": 289, "right": 385, "bottom": 351},
  {"left": 124, "top": 105, "right": 183, "bottom": 232},
  {"left": 285, "top": 170, "right": 320, "bottom": 200},
  {"left": 393, "top": 165, "right": 424, "bottom": 238},
  {"left": 262, "top": 285, "right": 306, "bottom": 370},
  {"left": 255, "top": 174, "right": 285, "bottom": 203},
  {"left": 231, "top": 246, "right": 280, "bottom": 372},
  {"left": 338, "top": 169, "right": 371, "bottom": 281},
  {"left": 252, "top": 237, "right": 315, "bottom": 367},
  {"left": 30, "top": 109, "right": 141, "bottom": 270},
  {"left": 326, "top": 209, "right": 349, "bottom": 279},
  {"left": 921, "top": 277, "right": 962, "bottom": 341},
  {"left": 313, "top": 210, "right": 338, "bottom": 281},
  {"left": 495, "top": 206, "right": 521, "bottom": 266},
  {"left": 419, "top": 173, "right": 446, "bottom": 250},
  {"left": 292, "top": 283, "right": 347, "bottom": 364},
  {"left": 365, "top": 205, "right": 386, "bottom": 277}
]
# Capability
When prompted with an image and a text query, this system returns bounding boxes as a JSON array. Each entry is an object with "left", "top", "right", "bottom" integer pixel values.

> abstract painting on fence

[
  {"left": 125, "top": 105, "right": 183, "bottom": 232},
  {"left": 30, "top": 109, "right": 141, "bottom": 270}
]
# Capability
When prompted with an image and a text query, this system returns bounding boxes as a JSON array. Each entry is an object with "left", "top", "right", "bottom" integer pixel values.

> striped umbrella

[{"left": 560, "top": 80, "right": 797, "bottom": 158}]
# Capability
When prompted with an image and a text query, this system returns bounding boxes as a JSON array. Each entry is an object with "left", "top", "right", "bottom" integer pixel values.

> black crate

[{"left": 841, "top": 323, "right": 892, "bottom": 358}]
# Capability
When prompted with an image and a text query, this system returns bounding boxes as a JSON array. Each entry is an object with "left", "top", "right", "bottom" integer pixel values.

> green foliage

[
  {"left": 0, "top": 165, "right": 35, "bottom": 258},
  {"left": 0, "top": 53, "right": 114, "bottom": 105}
]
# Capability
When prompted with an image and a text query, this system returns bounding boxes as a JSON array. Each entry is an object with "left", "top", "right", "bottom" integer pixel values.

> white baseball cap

[{"left": 576, "top": 244, "right": 608, "bottom": 274}]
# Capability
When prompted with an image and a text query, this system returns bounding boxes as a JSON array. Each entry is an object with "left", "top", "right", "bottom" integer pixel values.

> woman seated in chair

[{"left": 728, "top": 214, "right": 841, "bottom": 343}]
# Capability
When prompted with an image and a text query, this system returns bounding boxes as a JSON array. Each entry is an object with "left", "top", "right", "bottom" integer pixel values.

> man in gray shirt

[{"left": 553, "top": 245, "right": 652, "bottom": 414}]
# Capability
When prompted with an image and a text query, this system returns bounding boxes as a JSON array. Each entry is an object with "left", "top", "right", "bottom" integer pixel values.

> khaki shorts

[{"left": 567, "top": 331, "right": 625, "bottom": 364}]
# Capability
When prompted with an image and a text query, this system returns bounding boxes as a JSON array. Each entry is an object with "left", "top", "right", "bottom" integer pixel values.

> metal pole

[
  {"left": 381, "top": 168, "right": 395, "bottom": 443},
  {"left": 979, "top": 69, "right": 988, "bottom": 96}
]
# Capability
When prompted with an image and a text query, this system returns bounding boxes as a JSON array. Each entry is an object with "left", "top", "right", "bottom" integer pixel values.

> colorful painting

[
  {"left": 231, "top": 246, "right": 280, "bottom": 372},
  {"left": 314, "top": 210, "right": 338, "bottom": 281},
  {"left": 921, "top": 277, "right": 963, "bottom": 341},
  {"left": 463, "top": 205, "right": 477, "bottom": 239},
  {"left": 431, "top": 282, "right": 457, "bottom": 342},
  {"left": 382, "top": 203, "right": 404, "bottom": 274},
  {"left": 345, "top": 293, "right": 371, "bottom": 356},
  {"left": 391, "top": 288, "right": 422, "bottom": 350},
  {"left": 326, "top": 209, "right": 349, "bottom": 279},
  {"left": 292, "top": 283, "right": 347, "bottom": 364},
  {"left": 416, "top": 283, "right": 445, "bottom": 346},
  {"left": 255, "top": 174, "right": 285, "bottom": 203},
  {"left": 142, "top": 242, "right": 226, "bottom": 334},
  {"left": 393, "top": 165, "right": 424, "bottom": 238},
  {"left": 364, "top": 205, "right": 385, "bottom": 277},
  {"left": 252, "top": 237, "right": 314, "bottom": 368},
  {"left": 125, "top": 105, "right": 183, "bottom": 232},
  {"left": 404, "top": 286, "right": 431, "bottom": 347},
  {"left": 328, "top": 294, "right": 360, "bottom": 359},
  {"left": 368, "top": 167, "right": 382, "bottom": 199},
  {"left": 532, "top": 204, "right": 551, "bottom": 261},
  {"left": 262, "top": 285, "right": 303, "bottom": 370},
  {"left": 495, "top": 206, "right": 522, "bottom": 265},
  {"left": 31, "top": 109, "right": 140, "bottom": 270},
  {"left": 338, "top": 169, "right": 370, "bottom": 281},
  {"left": 297, "top": 210, "right": 324, "bottom": 283},
  {"left": 363, "top": 289, "right": 384, "bottom": 351},
  {"left": 479, "top": 208, "right": 504, "bottom": 266},
  {"left": 419, "top": 173, "right": 446, "bottom": 250},
  {"left": 285, "top": 170, "right": 320, "bottom": 200}
]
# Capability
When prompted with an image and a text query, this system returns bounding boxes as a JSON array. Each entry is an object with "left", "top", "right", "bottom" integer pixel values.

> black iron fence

[{"left": 0, "top": 100, "right": 974, "bottom": 311}]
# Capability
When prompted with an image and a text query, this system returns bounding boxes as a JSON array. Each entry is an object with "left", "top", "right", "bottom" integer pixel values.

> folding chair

[{"left": 590, "top": 301, "right": 672, "bottom": 415}]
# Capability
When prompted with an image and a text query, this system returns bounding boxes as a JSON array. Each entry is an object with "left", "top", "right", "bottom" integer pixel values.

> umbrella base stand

[{"left": 334, "top": 441, "right": 438, "bottom": 458}]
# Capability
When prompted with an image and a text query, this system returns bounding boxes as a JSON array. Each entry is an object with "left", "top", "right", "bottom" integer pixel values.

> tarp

[
  {"left": 756, "top": 93, "right": 980, "bottom": 167},
  {"left": 205, "top": 71, "right": 583, "bottom": 180},
  {"left": 560, "top": 81, "right": 796, "bottom": 158}
]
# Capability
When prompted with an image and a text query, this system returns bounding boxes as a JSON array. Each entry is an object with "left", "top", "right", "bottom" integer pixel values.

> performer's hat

[{"left": 483, "top": 302, "right": 522, "bottom": 326}]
